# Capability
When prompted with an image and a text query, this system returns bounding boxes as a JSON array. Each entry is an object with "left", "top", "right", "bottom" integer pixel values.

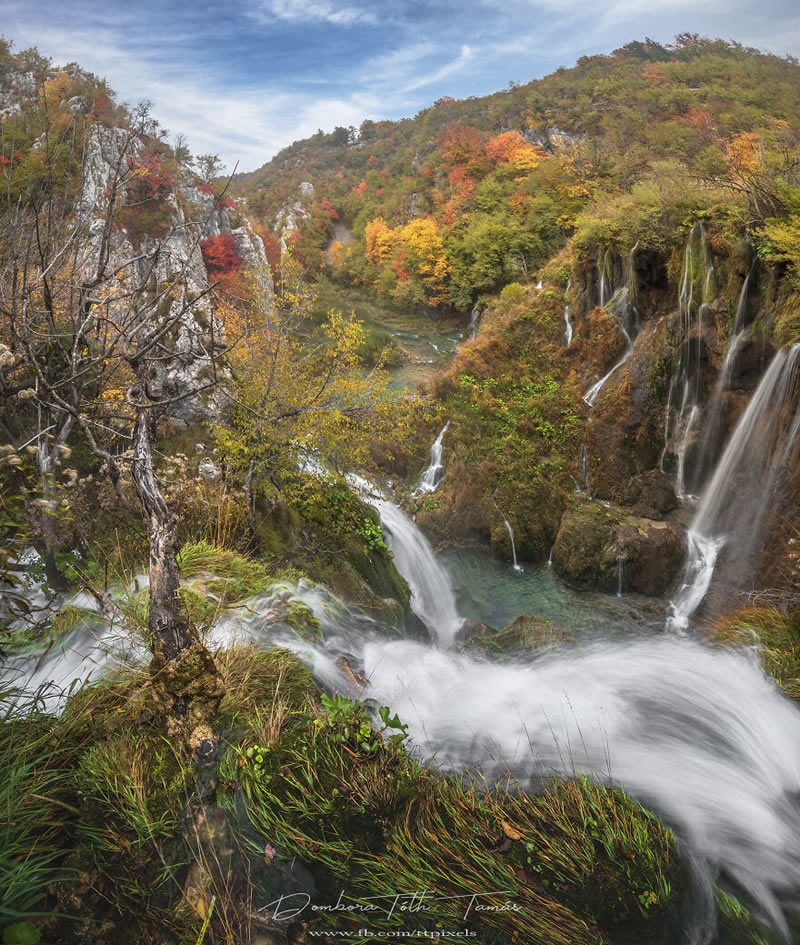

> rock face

[
  {"left": 75, "top": 125, "right": 273, "bottom": 422},
  {"left": 552, "top": 497, "right": 685, "bottom": 596}
]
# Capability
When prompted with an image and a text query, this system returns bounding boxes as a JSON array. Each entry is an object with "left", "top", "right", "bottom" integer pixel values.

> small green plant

[
  {"left": 355, "top": 516, "right": 388, "bottom": 553},
  {"left": 244, "top": 745, "right": 270, "bottom": 779},
  {"left": 318, "top": 693, "right": 408, "bottom": 751}
]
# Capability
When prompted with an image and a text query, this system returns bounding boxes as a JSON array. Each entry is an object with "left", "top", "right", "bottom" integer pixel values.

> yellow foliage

[
  {"left": 723, "top": 132, "right": 763, "bottom": 180},
  {"left": 364, "top": 218, "right": 396, "bottom": 264}
]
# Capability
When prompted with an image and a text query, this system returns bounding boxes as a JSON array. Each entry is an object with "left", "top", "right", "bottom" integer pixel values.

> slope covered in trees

[{"left": 236, "top": 35, "right": 800, "bottom": 313}]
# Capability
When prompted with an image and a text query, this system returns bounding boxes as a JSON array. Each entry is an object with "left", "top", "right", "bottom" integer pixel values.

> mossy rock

[
  {"left": 553, "top": 497, "right": 684, "bottom": 596},
  {"left": 284, "top": 599, "right": 322, "bottom": 641},
  {"left": 491, "top": 477, "right": 567, "bottom": 563},
  {"left": 466, "top": 614, "right": 575, "bottom": 656}
]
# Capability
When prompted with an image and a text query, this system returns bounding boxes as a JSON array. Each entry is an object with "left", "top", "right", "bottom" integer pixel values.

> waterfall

[
  {"left": 691, "top": 271, "right": 753, "bottom": 491},
  {"left": 583, "top": 247, "right": 640, "bottom": 407},
  {"left": 350, "top": 477, "right": 463, "bottom": 644},
  {"left": 414, "top": 421, "right": 450, "bottom": 495},
  {"left": 584, "top": 348, "right": 633, "bottom": 407},
  {"left": 659, "top": 377, "right": 675, "bottom": 473},
  {"left": 665, "top": 225, "right": 715, "bottom": 495},
  {"left": 502, "top": 517, "right": 523, "bottom": 572},
  {"left": 578, "top": 441, "right": 590, "bottom": 494},
  {"left": 361, "top": 635, "right": 800, "bottom": 938},
  {"left": 616, "top": 545, "right": 624, "bottom": 598},
  {"left": 469, "top": 306, "right": 481, "bottom": 339},
  {"left": 667, "top": 345, "right": 800, "bottom": 632},
  {"left": 597, "top": 247, "right": 612, "bottom": 307},
  {"left": 563, "top": 278, "right": 573, "bottom": 345}
]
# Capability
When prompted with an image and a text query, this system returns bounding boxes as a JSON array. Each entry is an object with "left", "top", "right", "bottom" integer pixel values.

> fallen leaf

[{"left": 501, "top": 819, "right": 522, "bottom": 840}]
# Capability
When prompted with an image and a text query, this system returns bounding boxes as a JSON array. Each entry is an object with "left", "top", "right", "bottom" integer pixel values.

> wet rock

[
  {"left": 553, "top": 497, "right": 685, "bottom": 596},
  {"left": 622, "top": 469, "right": 678, "bottom": 519},
  {"left": 455, "top": 618, "right": 493, "bottom": 644},
  {"left": 467, "top": 615, "right": 574, "bottom": 656}
]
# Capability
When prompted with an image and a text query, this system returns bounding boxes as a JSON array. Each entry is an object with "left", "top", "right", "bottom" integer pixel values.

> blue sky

[{"left": 3, "top": 0, "right": 800, "bottom": 173}]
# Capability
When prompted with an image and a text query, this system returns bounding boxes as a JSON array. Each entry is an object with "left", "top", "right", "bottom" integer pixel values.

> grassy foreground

[{"left": 0, "top": 642, "right": 690, "bottom": 945}]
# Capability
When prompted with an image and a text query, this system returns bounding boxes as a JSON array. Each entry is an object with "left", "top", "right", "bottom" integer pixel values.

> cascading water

[
  {"left": 502, "top": 517, "right": 523, "bottom": 573},
  {"left": 414, "top": 422, "right": 450, "bottom": 495},
  {"left": 8, "top": 471, "right": 800, "bottom": 936},
  {"left": 350, "top": 476, "right": 463, "bottom": 644},
  {"left": 584, "top": 246, "right": 640, "bottom": 407},
  {"left": 691, "top": 270, "right": 752, "bottom": 491},
  {"left": 667, "top": 345, "right": 800, "bottom": 632},
  {"left": 360, "top": 635, "right": 800, "bottom": 938},
  {"left": 666, "top": 224, "right": 716, "bottom": 497},
  {"left": 469, "top": 305, "right": 481, "bottom": 339},
  {"left": 578, "top": 441, "right": 590, "bottom": 494},
  {"left": 563, "top": 278, "right": 573, "bottom": 345}
]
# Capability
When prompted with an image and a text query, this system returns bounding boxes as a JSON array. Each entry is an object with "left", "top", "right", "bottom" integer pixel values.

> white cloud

[
  {"left": 403, "top": 44, "right": 475, "bottom": 92},
  {"left": 255, "top": 0, "right": 377, "bottom": 25}
]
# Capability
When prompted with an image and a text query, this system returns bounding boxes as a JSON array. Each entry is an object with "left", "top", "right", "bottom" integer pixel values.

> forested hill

[{"left": 234, "top": 35, "right": 800, "bottom": 311}]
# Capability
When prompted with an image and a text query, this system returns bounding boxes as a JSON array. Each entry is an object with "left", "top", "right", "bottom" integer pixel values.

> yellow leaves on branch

[
  {"left": 217, "top": 261, "right": 408, "bottom": 478},
  {"left": 723, "top": 132, "right": 764, "bottom": 181}
]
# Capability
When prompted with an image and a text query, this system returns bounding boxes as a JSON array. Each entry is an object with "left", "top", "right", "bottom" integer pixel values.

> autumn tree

[
  {"left": 215, "top": 256, "right": 413, "bottom": 534},
  {"left": 0, "top": 95, "right": 224, "bottom": 742}
]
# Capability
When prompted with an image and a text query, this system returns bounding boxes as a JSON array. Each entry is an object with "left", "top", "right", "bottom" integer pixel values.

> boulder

[{"left": 553, "top": 497, "right": 685, "bottom": 596}]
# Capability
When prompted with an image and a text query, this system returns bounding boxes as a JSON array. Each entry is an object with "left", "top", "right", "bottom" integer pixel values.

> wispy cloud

[
  {"left": 2, "top": 0, "right": 799, "bottom": 173},
  {"left": 403, "top": 44, "right": 476, "bottom": 92},
  {"left": 254, "top": 0, "right": 378, "bottom": 25}
]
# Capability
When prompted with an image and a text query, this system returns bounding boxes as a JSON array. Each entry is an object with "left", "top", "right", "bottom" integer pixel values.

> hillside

[{"left": 235, "top": 35, "right": 800, "bottom": 312}]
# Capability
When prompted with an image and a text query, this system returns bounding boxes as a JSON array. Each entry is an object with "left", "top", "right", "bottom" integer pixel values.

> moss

[
  {"left": 178, "top": 539, "right": 271, "bottom": 602},
  {"left": 552, "top": 498, "right": 617, "bottom": 591},
  {"left": 469, "top": 614, "right": 575, "bottom": 656},
  {"left": 253, "top": 487, "right": 411, "bottom": 618},
  {"left": 284, "top": 599, "right": 322, "bottom": 641},
  {"left": 552, "top": 497, "right": 684, "bottom": 596}
]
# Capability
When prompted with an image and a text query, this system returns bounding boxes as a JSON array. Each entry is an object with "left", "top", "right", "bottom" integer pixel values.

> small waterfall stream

[
  {"left": 584, "top": 246, "right": 640, "bottom": 407},
  {"left": 414, "top": 422, "right": 450, "bottom": 495},
  {"left": 349, "top": 476, "right": 463, "bottom": 644},
  {"left": 469, "top": 305, "right": 481, "bottom": 339},
  {"left": 502, "top": 517, "right": 523, "bottom": 572},
  {"left": 667, "top": 224, "right": 716, "bottom": 497},
  {"left": 691, "top": 270, "right": 752, "bottom": 491},
  {"left": 563, "top": 278, "right": 573, "bottom": 345}
]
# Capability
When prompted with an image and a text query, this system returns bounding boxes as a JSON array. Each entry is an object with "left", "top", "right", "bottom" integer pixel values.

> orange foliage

[
  {"left": 485, "top": 130, "right": 528, "bottom": 163},
  {"left": 723, "top": 132, "right": 763, "bottom": 179},
  {"left": 676, "top": 107, "right": 716, "bottom": 132},
  {"left": 438, "top": 122, "right": 490, "bottom": 178}
]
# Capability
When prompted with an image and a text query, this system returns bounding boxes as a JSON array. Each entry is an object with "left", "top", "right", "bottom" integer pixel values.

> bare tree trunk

[
  {"left": 130, "top": 378, "right": 222, "bottom": 744},
  {"left": 131, "top": 401, "right": 194, "bottom": 661},
  {"left": 36, "top": 414, "right": 73, "bottom": 590}
]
